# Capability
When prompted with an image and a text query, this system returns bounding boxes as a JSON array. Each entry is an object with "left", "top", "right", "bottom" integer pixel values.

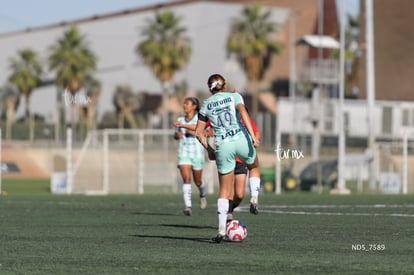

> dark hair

[
  {"left": 207, "top": 74, "right": 226, "bottom": 93},
  {"left": 185, "top": 97, "right": 200, "bottom": 112}
]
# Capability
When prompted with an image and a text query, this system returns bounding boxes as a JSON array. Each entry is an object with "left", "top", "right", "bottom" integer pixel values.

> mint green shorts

[
  {"left": 215, "top": 136, "right": 256, "bottom": 174},
  {"left": 178, "top": 154, "right": 205, "bottom": 170}
]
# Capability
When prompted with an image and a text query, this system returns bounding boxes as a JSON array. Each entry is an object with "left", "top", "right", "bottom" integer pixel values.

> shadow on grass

[
  {"left": 131, "top": 234, "right": 211, "bottom": 243},
  {"left": 161, "top": 224, "right": 216, "bottom": 230}
]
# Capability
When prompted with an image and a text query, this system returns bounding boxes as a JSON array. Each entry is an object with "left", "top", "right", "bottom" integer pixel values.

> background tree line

[{"left": 0, "top": 4, "right": 282, "bottom": 141}]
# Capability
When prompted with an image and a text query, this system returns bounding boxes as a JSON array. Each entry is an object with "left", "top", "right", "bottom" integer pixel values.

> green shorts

[
  {"left": 177, "top": 154, "right": 205, "bottom": 170},
  {"left": 215, "top": 137, "right": 256, "bottom": 174}
]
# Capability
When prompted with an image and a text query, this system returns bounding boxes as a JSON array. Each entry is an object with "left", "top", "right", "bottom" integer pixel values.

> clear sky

[
  {"left": 0, "top": 0, "right": 359, "bottom": 35},
  {"left": 0, "top": 0, "right": 172, "bottom": 34}
]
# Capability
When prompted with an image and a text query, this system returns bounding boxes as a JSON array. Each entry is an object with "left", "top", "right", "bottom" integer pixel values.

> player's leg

[
  {"left": 192, "top": 168, "right": 207, "bottom": 209},
  {"left": 227, "top": 175, "right": 235, "bottom": 222},
  {"left": 227, "top": 162, "right": 247, "bottom": 221},
  {"left": 179, "top": 164, "right": 193, "bottom": 216},
  {"left": 212, "top": 143, "right": 236, "bottom": 243},
  {"left": 246, "top": 156, "right": 260, "bottom": 214},
  {"left": 235, "top": 136, "right": 261, "bottom": 215},
  {"left": 213, "top": 171, "right": 234, "bottom": 243},
  {"left": 233, "top": 173, "right": 247, "bottom": 210}
]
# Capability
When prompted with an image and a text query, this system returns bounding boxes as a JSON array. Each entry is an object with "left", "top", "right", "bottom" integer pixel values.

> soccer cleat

[
  {"left": 250, "top": 202, "right": 259, "bottom": 215},
  {"left": 226, "top": 213, "right": 233, "bottom": 222},
  {"left": 183, "top": 207, "right": 192, "bottom": 216},
  {"left": 212, "top": 233, "right": 225, "bottom": 243},
  {"left": 200, "top": 197, "right": 207, "bottom": 209}
]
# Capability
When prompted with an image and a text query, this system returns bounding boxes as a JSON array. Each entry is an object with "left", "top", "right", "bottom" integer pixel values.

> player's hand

[
  {"left": 174, "top": 121, "right": 183, "bottom": 128},
  {"left": 204, "top": 127, "right": 214, "bottom": 137},
  {"left": 175, "top": 132, "right": 183, "bottom": 139},
  {"left": 252, "top": 136, "right": 260, "bottom": 147},
  {"left": 207, "top": 146, "right": 216, "bottom": 161}
]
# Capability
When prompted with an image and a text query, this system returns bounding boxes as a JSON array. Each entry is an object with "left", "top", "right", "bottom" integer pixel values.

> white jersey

[{"left": 176, "top": 114, "right": 205, "bottom": 161}]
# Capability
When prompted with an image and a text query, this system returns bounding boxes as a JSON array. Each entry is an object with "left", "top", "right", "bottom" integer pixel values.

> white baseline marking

[
  {"left": 236, "top": 205, "right": 414, "bottom": 218},
  {"left": 241, "top": 204, "right": 414, "bottom": 209}
]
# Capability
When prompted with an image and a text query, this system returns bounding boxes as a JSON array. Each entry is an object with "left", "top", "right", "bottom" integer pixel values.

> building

[
  {"left": 358, "top": 0, "right": 414, "bottom": 102},
  {"left": 0, "top": 0, "right": 338, "bottom": 125}
]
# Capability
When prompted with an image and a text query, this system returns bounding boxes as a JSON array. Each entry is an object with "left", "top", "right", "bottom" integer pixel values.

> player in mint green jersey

[
  {"left": 174, "top": 97, "right": 207, "bottom": 216},
  {"left": 195, "top": 74, "right": 260, "bottom": 243}
]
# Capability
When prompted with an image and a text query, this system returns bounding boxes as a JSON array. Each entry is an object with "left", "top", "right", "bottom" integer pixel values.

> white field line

[
  {"left": 236, "top": 205, "right": 414, "bottom": 218},
  {"left": 241, "top": 204, "right": 414, "bottom": 209}
]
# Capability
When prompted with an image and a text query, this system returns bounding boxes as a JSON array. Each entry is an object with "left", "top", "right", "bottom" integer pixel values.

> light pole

[
  {"left": 289, "top": 9, "right": 300, "bottom": 149},
  {"left": 366, "top": 0, "right": 376, "bottom": 190},
  {"left": 331, "top": 0, "right": 350, "bottom": 194}
]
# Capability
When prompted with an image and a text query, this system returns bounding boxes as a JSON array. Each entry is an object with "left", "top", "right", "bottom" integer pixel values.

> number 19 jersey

[
  {"left": 199, "top": 91, "right": 256, "bottom": 174},
  {"left": 199, "top": 91, "right": 247, "bottom": 146}
]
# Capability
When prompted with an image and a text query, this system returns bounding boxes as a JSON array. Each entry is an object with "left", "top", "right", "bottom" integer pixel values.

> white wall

[
  {"left": 278, "top": 98, "right": 414, "bottom": 139},
  {"left": 0, "top": 2, "right": 289, "bottom": 122}
]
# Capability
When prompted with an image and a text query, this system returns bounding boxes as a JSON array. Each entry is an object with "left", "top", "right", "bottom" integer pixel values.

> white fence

[{"left": 66, "top": 128, "right": 217, "bottom": 195}]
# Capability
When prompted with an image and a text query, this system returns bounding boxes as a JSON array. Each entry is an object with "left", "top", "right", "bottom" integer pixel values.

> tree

[
  {"left": 0, "top": 84, "right": 20, "bottom": 140},
  {"left": 8, "top": 48, "right": 42, "bottom": 121},
  {"left": 48, "top": 25, "right": 97, "bottom": 130},
  {"left": 80, "top": 75, "right": 101, "bottom": 130},
  {"left": 136, "top": 10, "right": 191, "bottom": 130},
  {"left": 227, "top": 4, "right": 281, "bottom": 116},
  {"left": 113, "top": 85, "right": 141, "bottom": 129}
]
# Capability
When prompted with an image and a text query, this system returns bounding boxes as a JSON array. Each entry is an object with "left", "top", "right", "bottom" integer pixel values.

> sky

[
  {"left": 0, "top": 0, "right": 359, "bottom": 35},
  {"left": 0, "top": 0, "right": 172, "bottom": 34}
]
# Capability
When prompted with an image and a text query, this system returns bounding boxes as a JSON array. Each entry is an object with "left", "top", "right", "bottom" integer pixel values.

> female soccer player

[
  {"left": 203, "top": 112, "right": 261, "bottom": 219},
  {"left": 174, "top": 97, "right": 207, "bottom": 216},
  {"left": 195, "top": 74, "right": 260, "bottom": 243},
  {"left": 227, "top": 115, "right": 261, "bottom": 220}
]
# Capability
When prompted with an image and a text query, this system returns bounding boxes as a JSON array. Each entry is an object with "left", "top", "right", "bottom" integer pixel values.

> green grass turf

[
  {"left": 1, "top": 178, "right": 50, "bottom": 194},
  {"left": 0, "top": 193, "right": 413, "bottom": 274}
]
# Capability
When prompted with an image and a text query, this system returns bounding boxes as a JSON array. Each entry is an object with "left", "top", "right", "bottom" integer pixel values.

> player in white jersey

[
  {"left": 174, "top": 97, "right": 207, "bottom": 215},
  {"left": 195, "top": 74, "right": 260, "bottom": 243}
]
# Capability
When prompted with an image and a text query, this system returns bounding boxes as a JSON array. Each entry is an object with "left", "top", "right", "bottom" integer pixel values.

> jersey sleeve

[
  {"left": 198, "top": 102, "right": 208, "bottom": 122},
  {"left": 233, "top": 92, "right": 245, "bottom": 106}
]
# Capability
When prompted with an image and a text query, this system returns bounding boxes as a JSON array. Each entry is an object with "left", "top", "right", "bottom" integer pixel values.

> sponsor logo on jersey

[
  {"left": 221, "top": 128, "right": 241, "bottom": 140},
  {"left": 207, "top": 97, "right": 232, "bottom": 110}
]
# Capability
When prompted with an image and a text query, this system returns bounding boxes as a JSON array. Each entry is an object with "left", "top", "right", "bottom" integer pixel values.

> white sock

[
  {"left": 182, "top": 184, "right": 192, "bottom": 208},
  {"left": 198, "top": 182, "right": 206, "bottom": 197},
  {"left": 217, "top": 198, "right": 229, "bottom": 236},
  {"left": 249, "top": 177, "right": 260, "bottom": 204}
]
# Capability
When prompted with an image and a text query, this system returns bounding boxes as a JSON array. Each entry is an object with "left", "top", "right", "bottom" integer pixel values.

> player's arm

[
  {"left": 196, "top": 114, "right": 215, "bottom": 159},
  {"left": 174, "top": 125, "right": 183, "bottom": 140},
  {"left": 174, "top": 122, "right": 197, "bottom": 136},
  {"left": 237, "top": 103, "right": 259, "bottom": 147},
  {"left": 250, "top": 117, "right": 261, "bottom": 143}
]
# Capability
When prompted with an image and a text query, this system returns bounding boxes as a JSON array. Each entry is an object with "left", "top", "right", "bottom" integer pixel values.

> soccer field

[{"left": 0, "top": 193, "right": 413, "bottom": 274}]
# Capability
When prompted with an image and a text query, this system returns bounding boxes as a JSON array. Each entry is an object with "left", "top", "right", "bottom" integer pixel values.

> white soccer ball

[{"left": 226, "top": 220, "right": 247, "bottom": 241}]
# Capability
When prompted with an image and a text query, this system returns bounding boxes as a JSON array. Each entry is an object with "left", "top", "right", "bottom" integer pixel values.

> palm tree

[
  {"left": 80, "top": 75, "right": 101, "bottom": 130},
  {"left": 48, "top": 25, "right": 97, "bottom": 131},
  {"left": 113, "top": 85, "right": 141, "bottom": 129},
  {"left": 136, "top": 10, "right": 191, "bottom": 130},
  {"left": 0, "top": 84, "right": 20, "bottom": 140},
  {"left": 8, "top": 48, "right": 42, "bottom": 121},
  {"left": 227, "top": 4, "right": 282, "bottom": 116}
]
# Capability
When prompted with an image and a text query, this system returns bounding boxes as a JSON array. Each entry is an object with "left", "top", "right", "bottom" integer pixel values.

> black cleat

[
  {"left": 212, "top": 234, "right": 225, "bottom": 243},
  {"left": 183, "top": 207, "right": 192, "bottom": 216},
  {"left": 250, "top": 203, "right": 259, "bottom": 215}
]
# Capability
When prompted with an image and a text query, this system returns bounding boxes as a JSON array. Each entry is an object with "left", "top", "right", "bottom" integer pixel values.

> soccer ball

[{"left": 226, "top": 220, "right": 247, "bottom": 241}]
